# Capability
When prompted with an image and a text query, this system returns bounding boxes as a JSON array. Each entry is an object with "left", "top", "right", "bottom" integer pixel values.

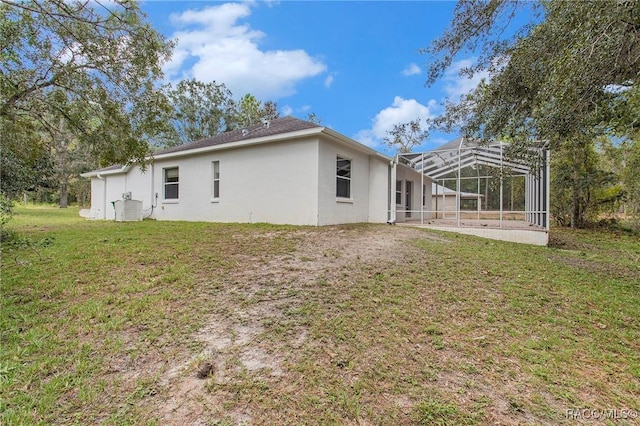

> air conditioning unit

[
  {"left": 122, "top": 191, "right": 132, "bottom": 200},
  {"left": 113, "top": 199, "right": 143, "bottom": 221}
]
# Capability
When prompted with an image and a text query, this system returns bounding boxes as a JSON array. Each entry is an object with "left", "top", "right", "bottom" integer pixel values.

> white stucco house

[{"left": 81, "top": 117, "right": 430, "bottom": 226}]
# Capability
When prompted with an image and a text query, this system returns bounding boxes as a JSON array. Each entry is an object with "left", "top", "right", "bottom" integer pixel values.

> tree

[
  {"left": 229, "top": 94, "right": 280, "bottom": 129},
  {"left": 306, "top": 112, "right": 322, "bottom": 124},
  {"left": 160, "top": 79, "right": 234, "bottom": 147},
  {"left": 423, "top": 0, "right": 639, "bottom": 227},
  {"left": 0, "top": 0, "right": 174, "bottom": 169},
  {"left": 0, "top": 115, "right": 55, "bottom": 199},
  {"left": 622, "top": 140, "right": 640, "bottom": 228},
  {"left": 157, "top": 84, "right": 282, "bottom": 146},
  {"left": 40, "top": 103, "right": 97, "bottom": 208},
  {"left": 598, "top": 136, "right": 640, "bottom": 229},
  {"left": 551, "top": 140, "right": 623, "bottom": 227},
  {"left": 383, "top": 118, "right": 429, "bottom": 153}
]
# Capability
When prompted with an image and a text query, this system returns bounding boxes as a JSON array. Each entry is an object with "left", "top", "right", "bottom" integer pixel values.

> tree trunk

[{"left": 59, "top": 182, "right": 68, "bottom": 208}]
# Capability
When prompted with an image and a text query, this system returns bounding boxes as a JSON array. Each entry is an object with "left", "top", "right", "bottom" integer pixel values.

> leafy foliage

[
  {"left": 306, "top": 112, "right": 322, "bottom": 124},
  {"left": 155, "top": 85, "right": 282, "bottom": 147},
  {"left": 0, "top": 192, "right": 12, "bottom": 227},
  {"left": 0, "top": 0, "right": 174, "bottom": 167},
  {"left": 1, "top": 119, "right": 49, "bottom": 197},
  {"left": 39, "top": 97, "right": 99, "bottom": 207},
  {"left": 383, "top": 118, "right": 429, "bottom": 153},
  {"left": 622, "top": 140, "right": 640, "bottom": 228},
  {"left": 551, "top": 141, "right": 624, "bottom": 227},
  {"left": 424, "top": 0, "right": 640, "bottom": 227},
  {"left": 160, "top": 79, "right": 234, "bottom": 147},
  {"left": 425, "top": 1, "right": 639, "bottom": 145},
  {"left": 228, "top": 94, "right": 280, "bottom": 130}
]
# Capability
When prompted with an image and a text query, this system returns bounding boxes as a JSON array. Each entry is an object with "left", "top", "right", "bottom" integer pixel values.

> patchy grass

[{"left": 1, "top": 207, "right": 639, "bottom": 425}]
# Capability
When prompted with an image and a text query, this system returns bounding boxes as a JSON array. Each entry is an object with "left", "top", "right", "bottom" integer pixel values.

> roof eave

[{"left": 80, "top": 165, "right": 131, "bottom": 178}]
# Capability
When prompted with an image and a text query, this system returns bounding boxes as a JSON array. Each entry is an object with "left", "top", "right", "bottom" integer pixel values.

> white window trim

[
  {"left": 395, "top": 180, "right": 403, "bottom": 206},
  {"left": 336, "top": 198, "right": 354, "bottom": 204},
  {"left": 211, "top": 160, "right": 220, "bottom": 202},
  {"left": 336, "top": 155, "right": 352, "bottom": 201},
  {"left": 163, "top": 167, "right": 179, "bottom": 201}
]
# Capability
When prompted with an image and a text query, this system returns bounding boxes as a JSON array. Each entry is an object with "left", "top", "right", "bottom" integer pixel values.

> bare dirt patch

[{"left": 142, "top": 225, "right": 436, "bottom": 425}]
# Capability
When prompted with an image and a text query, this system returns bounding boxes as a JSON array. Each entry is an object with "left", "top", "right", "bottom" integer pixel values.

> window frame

[
  {"left": 163, "top": 167, "right": 179, "bottom": 201},
  {"left": 336, "top": 155, "right": 352, "bottom": 200},
  {"left": 395, "top": 180, "right": 402, "bottom": 205},
  {"left": 211, "top": 160, "right": 220, "bottom": 201}
]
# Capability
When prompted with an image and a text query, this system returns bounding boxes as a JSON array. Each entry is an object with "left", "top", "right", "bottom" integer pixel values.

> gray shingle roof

[{"left": 153, "top": 116, "right": 321, "bottom": 156}]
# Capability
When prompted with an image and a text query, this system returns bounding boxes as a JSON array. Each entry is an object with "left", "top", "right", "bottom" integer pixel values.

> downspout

[
  {"left": 388, "top": 157, "right": 397, "bottom": 224},
  {"left": 420, "top": 152, "right": 424, "bottom": 225},
  {"left": 150, "top": 163, "right": 157, "bottom": 218}
]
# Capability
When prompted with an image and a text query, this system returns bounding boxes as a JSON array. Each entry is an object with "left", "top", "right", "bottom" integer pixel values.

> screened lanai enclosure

[{"left": 393, "top": 137, "right": 550, "bottom": 245}]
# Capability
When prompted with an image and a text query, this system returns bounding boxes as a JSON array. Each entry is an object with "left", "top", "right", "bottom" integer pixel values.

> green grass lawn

[{"left": 1, "top": 207, "right": 639, "bottom": 425}]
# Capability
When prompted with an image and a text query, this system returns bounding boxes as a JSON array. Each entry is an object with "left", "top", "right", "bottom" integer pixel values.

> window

[
  {"left": 405, "top": 181, "right": 412, "bottom": 217},
  {"left": 336, "top": 156, "right": 351, "bottom": 198},
  {"left": 164, "top": 167, "right": 179, "bottom": 199},
  {"left": 396, "top": 180, "right": 402, "bottom": 205},
  {"left": 212, "top": 161, "right": 220, "bottom": 199},
  {"left": 423, "top": 184, "right": 426, "bottom": 206}
]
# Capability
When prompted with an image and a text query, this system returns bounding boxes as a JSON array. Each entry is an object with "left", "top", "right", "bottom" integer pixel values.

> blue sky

[{"left": 140, "top": 1, "right": 491, "bottom": 154}]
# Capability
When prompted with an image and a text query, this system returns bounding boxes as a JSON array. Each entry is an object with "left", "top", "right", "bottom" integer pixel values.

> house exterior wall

[
  {"left": 316, "top": 138, "right": 382, "bottom": 226},
  {"left": 368, "top": 156, "right": 390, "bottom": 223},
  {"left": 151, "top": 137, "right": 319, "bottom": 225},
  {"left": 85, "top": 133, "right": 394, "bottom": 226},
  {"left": 394, "top": 164, "right": 432, "bottom": 223},
  {"left": 125, "top": 167, "right": 153, "bottom": 209},
  {"left": 101, "top": 174, "right": 127, "bottom": 220},
  {"left": 88, "top": 168, "right": 153, "bottom": 220},
  {"left": 89, "top": 178, "right": 106, "bottom": 219}
]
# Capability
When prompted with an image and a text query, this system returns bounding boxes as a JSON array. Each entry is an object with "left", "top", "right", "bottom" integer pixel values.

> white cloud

[
  {"left": 164, "top": 3, "right": 327, "bottom": 100},
  {"left": 324, "top": 74, "right": 334, "bottom": 88},
  {"left": 353, "top": 96, "right": 435, "bottom": 148},
  {"left": 442, "top": 58, "right": 490, "bottom": 99},
  {"left": 352, "top": 129, "right": 377, "bottom": 148},
  {"left": 402, "top": 63, "right": 421, "bottom": 76},
  {"left": 280, "top": 104, "right": 312, "bottom": 117},
  {"left": 281, "top": 105, "right": 293, "bottom": 116}
]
